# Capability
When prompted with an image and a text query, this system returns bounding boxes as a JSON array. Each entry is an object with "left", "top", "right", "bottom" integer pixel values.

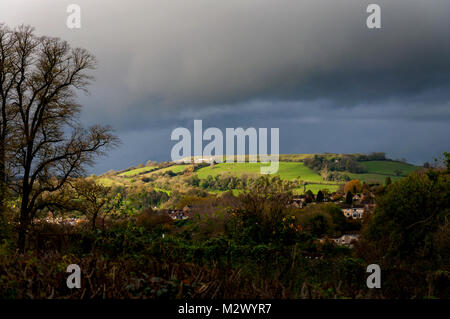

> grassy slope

[
  {"left": 186, "top": 160, "right": 417, "bottom": 191},
  {"left": 118, "top": 166, "right": 156, "bottom": 177},
  {"left": 349, "top": 161, "right": 418, "bottom": 183},
  {"left": 279, "top": 153, "right": 366, "bottom": 162},
  {"left": 196, "top": 162, "right": 323, "bottom": 182},
  {"left": 359, "top": 161, "right": 417, "bottom": 176},
  {"left": 196, "top": 162, "right": 338, "bottom": 194},
  {"left": 100, "top": 156, "right": 419, "bottom": 194},
  {"left": 300, "top": 184, "right": 339, "bottom": 194},
  {"left": 118, "top": 164, "right": 189, "bottom": 178},
  {"left": 141, "top": 165, "right": 188, "bottom": 177},
  {"left": 96, "top": 177, "right": 125, "bottom": 187}
]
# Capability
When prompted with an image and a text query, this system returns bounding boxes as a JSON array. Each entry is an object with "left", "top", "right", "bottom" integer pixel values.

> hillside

[
  {"left": 98, "top": 154, "right": 419, "bottom": 195},
  {"left": 195, "top": 162, "right": 322, "bottom": 181},
  {"left": 195, "top": 162, "right": 337, "bottom": 193},
  {"left": 349, "top": 161, "right": 417, "bottom": 183},
  {"left": 359, "top": 161, "right": 417, "bottom": 176}
]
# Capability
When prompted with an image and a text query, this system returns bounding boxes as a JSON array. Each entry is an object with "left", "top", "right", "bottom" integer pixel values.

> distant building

[
  {"left": 342, "top": 207, "right": 365, "bottom": 219},
  {"left": 169, "top": 210, "right": 189, "bottom": 220},
  {"left": 194, "top": 157, "right": 214, "bottom": 163}
]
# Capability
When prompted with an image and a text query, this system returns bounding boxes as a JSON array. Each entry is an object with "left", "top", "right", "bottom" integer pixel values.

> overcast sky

[{"left": 1, "top": 0, "right": 450, "bottom": 173}]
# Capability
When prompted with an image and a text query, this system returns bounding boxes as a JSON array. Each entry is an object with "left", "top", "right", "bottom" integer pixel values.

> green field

[
  {"left": 118, "top": 166, "right": 157, "bottom": 177},
  {"left": 102, "top": 156, "right": 418, "bottom": 194},
  {"left": 195, "top": 162, "right": 324, "bottom": 182},
  {"left": 359, "top": 161, "right": 417, "bottom": 176},
  {"left": 278, "top": 153, "right": 366, "bottom": 162},
  {"left": 350, "top": 161, "right": 418, "bottom": 183},
  {"left": 194, "top": 160, "right": 417, "bottom": 191},
  {"left": 141, "top": 165, "right": 188, "bottom": 177},
  {"left": 119, "top": 164, "right": 190, "bottom": 177},
  {"left": 293, "top": 184, "right": 340, "bottom": 194},
  {"left": 96, "top": 177, "right": 125, "bottom": 187}
]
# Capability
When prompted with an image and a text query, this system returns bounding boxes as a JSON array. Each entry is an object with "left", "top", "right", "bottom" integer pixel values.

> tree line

[{"left": 303, "top": 154, "right": 367, "bottom": 174}]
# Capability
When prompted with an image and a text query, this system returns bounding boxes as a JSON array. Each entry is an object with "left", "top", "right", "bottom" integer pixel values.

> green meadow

[
  {"left": 299, "top": 183, "right": 340, "bottom": 194},
  {"left": 99, "top": 155, "right": 419, "bottom": 194},
  {"left": 349, "top": 161, "right": 418, "bottom": 183},
  {"left": 195, "top": 162, "right": 323, "bottom": 182},
  {"left": 142, "top": 164, "right": 188, "bottom": 176},
  {"left": 118, "top": 166, "right": 156, "bottom": 177},
  {"left": 359, "top": 161, "right": 417, "bottom": 176},
  {"left": 120, "top": 164, "right": 188, "bottom": 178}
]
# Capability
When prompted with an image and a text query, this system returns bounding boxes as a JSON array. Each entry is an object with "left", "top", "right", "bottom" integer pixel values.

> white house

[{"left": 342, "top": 207, "right": 365, "bottom": 219}]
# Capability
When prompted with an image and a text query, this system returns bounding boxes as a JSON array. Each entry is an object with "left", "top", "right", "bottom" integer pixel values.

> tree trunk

[
  {"left": 17, "top": 227, "right": 26, "bottom": 253},
  {"left": 92, "top": 212, "right": 97, "bottom": 231},
  {"left": 0, "top": 142, "right": 6, "bottom": 215},
  {"left": 18, "top": 190, "right": 30, "bottom": 253}
]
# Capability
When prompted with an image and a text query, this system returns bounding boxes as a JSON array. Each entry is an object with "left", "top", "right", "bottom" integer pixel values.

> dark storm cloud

[
  {"left": 1, "top": 0, "right": 449, "bottom": 172},
  {"left": 4, "top": 0, "right": 450, "bottom": 120}
]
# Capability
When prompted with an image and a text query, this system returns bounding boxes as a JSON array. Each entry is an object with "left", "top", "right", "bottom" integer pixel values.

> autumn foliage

[{"left": 344, "top": 180, "right": 363, "bottom": 194}]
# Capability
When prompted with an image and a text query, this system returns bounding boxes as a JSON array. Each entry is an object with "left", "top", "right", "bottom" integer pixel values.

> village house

[
  {"left": 168, "top": 205, "right": 191, "bottom": 220},
  {"left": 194, "top": 157, "right": 214, "bottom": 163},
  {"left": 342, "top": 207, "right": 365, "bottom": 219},
  {"left": 169, "top": 210, "right": 189, "bottom": 220},
  {"left": 174, "top": 156, "right": 215, "bottom": 164}
]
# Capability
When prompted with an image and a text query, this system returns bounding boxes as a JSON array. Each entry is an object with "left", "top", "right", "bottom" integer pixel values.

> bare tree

[
  {"left": 1, "top": 25, "right": 118, "bottom": 251},
  {"left": 72, "top": 178, "right": 114, "bottom": 230},
  {"left": 0, "top": 24, "right": 20, "bottom": 214}
]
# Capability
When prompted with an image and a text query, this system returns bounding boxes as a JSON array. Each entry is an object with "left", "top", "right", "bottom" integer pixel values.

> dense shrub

[
  {"left": 297, "top": 203, "right": 358, "bottom": 237},
  {"left": 356, "top": 170, "right": 450, "bottom": 275},
  {"left": 136, "top": 209, "right": 173, "bottom": 231}
]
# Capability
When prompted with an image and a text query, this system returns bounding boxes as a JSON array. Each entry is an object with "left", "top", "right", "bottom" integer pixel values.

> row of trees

[
  {"left": 186, "top": 173, "right": 304, "bottom": 192},
  {"left": 0, "top": 25, "right": 117, "bottom": 251},
  {"left": 354, "top": 152, "right": 386, "bottom": 161},
  {"left": 304, "top": 155, "right": 366, "bottom": 174}
]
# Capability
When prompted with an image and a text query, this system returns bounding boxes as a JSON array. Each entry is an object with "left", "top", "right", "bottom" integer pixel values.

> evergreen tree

[
  {"left": 345, "top": 192, "right": 353, "bottom": 205},
  {"left": 316, "top": 190, "right": 324, "bottom": 202}
]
